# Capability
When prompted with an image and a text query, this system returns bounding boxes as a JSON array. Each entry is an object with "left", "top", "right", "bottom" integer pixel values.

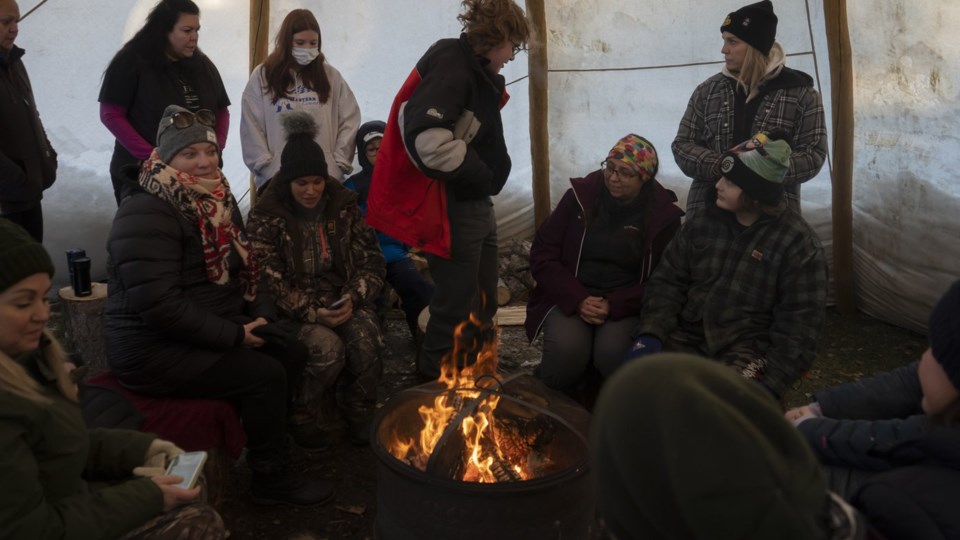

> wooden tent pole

[
  {"left": 824, "top": 0, "right": 856, "bottom": 314},
  {"left": 526, "top": 0, "right": 551, "bottom": 228},
  {"left": 248, "top": 0, "right": 270, "bottom": 206}
]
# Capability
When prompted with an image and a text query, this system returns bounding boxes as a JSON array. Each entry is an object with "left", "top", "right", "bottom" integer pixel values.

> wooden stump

[{"left": 58, "top": 283, "right": 108, "bottom": 377}]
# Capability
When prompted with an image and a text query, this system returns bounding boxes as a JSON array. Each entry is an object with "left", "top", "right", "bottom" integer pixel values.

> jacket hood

[
  {"left": 253, "top": 174, "right": 357, "bottom": 220},
  {"left": 0, "top": 45, "right": 25, "bottom": 69},
  {"left": 355, "top": 120, "right": 386, "bottom": 172},
  {"left": 569, "top": 170, "right": 683, "bottom": 238}
]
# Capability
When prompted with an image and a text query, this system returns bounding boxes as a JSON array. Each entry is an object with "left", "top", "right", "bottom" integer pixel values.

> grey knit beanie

[
  {"left": 0, "top": 219, "right": 55, "bottom": 293},
  {"left": 156, "top": 105, "right": 219, "bottom": 163}
]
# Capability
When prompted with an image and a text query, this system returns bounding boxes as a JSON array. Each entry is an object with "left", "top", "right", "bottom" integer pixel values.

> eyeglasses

[
  {"left": 511, "top": 41, "right": 527, "bottom": 56},
  {"left": 601, "top": 160, "right": 640, "bottom": 180},
  {"left": 166, "top": 109, "right": 216, "bottom": 130}
]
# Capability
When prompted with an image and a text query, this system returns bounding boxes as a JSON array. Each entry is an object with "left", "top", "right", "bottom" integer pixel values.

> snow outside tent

[{"left": 17, "top": 0, "right": 960, "bottom": 334}]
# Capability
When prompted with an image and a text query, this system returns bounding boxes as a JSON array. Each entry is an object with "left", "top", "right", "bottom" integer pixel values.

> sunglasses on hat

[{"left": 165, "top": 109, "right": 216, "bottom": 130}]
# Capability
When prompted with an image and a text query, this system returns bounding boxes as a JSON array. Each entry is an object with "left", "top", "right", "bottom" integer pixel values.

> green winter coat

[{"left": 0, "top": 344, "right": 163, "bottom": 539}]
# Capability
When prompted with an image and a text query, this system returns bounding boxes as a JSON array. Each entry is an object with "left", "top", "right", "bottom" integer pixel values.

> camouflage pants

[
  {"left": 291, "top": 306, "right": 383, "bottom": 425},
  {"left": 333, "top": 306, "right": 384, "bottom": 420},
  {"left": 119, "top": 503, "right": 224, "bottom": 540},
  {"left": 290, "top": 323, "right": 346, "bottom": 426}
]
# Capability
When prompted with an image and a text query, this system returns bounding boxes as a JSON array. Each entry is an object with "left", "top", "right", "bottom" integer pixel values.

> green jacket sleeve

[
  {"left": 84, "top": 427, "right": 155, "bottom": 480},
  {"left": 0, "top": 412, "right": 163, "bottom": 539}
]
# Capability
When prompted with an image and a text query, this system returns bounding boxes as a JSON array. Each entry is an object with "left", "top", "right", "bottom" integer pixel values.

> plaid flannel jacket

[
  {"left": 637, "top": 205, "right": 828, "bottom": 397},
  {"left": 672, "top": 70, "right": 827, "bottom": 213}
]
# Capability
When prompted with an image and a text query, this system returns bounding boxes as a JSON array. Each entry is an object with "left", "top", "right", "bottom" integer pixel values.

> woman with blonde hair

[
  {"left": 672, "top": 0, "right": 827, "bottom": 215},
  {"left": 0, "top": 219, "right": 224, "bottom": 538},
  {"left": 241, "top": 8, "right": 360, "bottom": 188}
]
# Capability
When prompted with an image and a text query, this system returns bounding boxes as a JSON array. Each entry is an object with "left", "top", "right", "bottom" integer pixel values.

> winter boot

[{"left": 249, "top": 460, "right": 336, "bottom": 507}]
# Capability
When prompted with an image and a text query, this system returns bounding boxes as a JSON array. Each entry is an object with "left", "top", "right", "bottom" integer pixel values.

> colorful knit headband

[{"left": 606, "top": 134, "right": 659, "bottom": 180}]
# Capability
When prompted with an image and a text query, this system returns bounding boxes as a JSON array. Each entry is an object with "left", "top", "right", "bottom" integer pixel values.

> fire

[{"left": 386, "top": 312, "right": 532, "bottom": 482}]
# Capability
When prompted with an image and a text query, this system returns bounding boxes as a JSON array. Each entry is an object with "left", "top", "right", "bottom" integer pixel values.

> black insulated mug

[{"left": 71, "top": 257, "right": 92, "bottom": 297}]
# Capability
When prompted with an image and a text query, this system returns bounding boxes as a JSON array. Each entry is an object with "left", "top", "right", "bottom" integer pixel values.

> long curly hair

[
  {"left": 107, "top": 0, "right": 201, "bottom": 68},
  {"left": 260, "top": 9, "right": 331, "bottom": 105},
  {"left": 458, "top": 0, "right": 531, "bottom": 55}
]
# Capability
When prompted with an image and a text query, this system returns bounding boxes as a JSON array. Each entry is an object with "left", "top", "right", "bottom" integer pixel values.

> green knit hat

[
  {"left": 719, "top": 130, "right": 792, "bottom": 204},
  {"left": 0, "top": 219, "right": 55, "bottom": 293},
  {"left": 592, "top": 353, "right": 828, "bottom": 540}
]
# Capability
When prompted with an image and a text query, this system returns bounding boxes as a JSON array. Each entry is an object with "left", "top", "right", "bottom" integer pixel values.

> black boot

[
  {"left": 250, "top": 462, "right": 336, "bottom": 507},
  {"left": 345, "top": 408, "right": 375, "bottom": 446}
]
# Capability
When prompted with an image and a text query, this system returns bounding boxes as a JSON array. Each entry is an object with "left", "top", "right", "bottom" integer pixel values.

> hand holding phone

[{"left": 164, "top": 451, "right": 207, "bottom": 490}]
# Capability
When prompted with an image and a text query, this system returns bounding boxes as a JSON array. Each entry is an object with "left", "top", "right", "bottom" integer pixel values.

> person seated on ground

[
  {"left": 784, "top": 279, "right": 960, "bottom": 540},
  {"left": 0, "top": 219, "right": 225, "bottom": 539},
  {"left": 627, "top": 131, "right": 827, "bottom": 400},
  {"left": 592, "top": 353, "right": 870, "bottom": 540},
  {"left": 345, "top": 120, "right": 435, "bottom": 344},
  {"left": 103, "top": 105, "right": 333, "bottom": 506},
  {"left": 526, "top": 134, "right": 683, "bottom": 395},
  {"left": 248, "top": 111, "right": 386, "bottom": 445}
]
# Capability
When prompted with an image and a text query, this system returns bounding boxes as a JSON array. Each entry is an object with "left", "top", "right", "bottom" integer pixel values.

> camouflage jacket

[{"left": 248, "top": 179, "right": 385, "bottom": 324}]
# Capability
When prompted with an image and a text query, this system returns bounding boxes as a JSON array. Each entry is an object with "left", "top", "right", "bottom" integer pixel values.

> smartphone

[
  {"left": 329, "top": 295, "right": 349, "bottom": 309},
  {"left": 165, "top": 451, "right": 207, "bottom": 490}
]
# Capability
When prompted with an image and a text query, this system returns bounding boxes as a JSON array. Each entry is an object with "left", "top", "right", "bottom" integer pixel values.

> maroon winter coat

[{"left": 525, "top": 170, "right": 683, "bottom": 341}]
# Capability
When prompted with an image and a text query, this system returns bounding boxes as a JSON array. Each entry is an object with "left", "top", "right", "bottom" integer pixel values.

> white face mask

[{"left": 292, "top": 47, "right": 320, "bottom": 66}]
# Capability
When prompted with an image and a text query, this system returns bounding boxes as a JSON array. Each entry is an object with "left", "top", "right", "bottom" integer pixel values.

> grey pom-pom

[{"left": 280, "top": 110, "right": 318, "bottom": 140}]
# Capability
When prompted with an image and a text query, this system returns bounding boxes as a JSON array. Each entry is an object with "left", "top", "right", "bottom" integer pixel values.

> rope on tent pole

[
  {"left": 19, "top": 0, "right": 49, "bottom": 21},
  {"left": 540, "top": 52, "right": 814, "bottom": 75},
  {"left": 525, "top": 0, "right": 550, "bottom": 229},
  {"left": 824, "top": 0, "right": 856, "bottom": 314}
]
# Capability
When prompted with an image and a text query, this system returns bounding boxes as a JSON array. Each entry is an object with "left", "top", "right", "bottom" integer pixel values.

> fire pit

[{"left": 372, "top": 315, "right": 595, "bottom": 539}]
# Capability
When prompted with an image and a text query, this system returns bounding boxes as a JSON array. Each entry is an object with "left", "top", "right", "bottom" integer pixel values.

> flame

[{"left": 385, "top": 311, "right": 531, "bottom": 482}]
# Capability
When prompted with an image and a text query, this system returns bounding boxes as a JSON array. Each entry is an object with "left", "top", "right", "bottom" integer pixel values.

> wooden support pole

[
  {"left": 824, "top": 0, "right": 856, "bottom": 314},
  {"left": 248, "top": 0, "right": 270, "bottom": 205},
  {"left": 525, "top": 0, "right": 551, "bottom": 228}
]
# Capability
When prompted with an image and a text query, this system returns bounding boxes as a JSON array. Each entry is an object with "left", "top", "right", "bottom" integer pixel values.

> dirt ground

[{"left": 206, "top": 304, "right": 927, "bottom": 540}]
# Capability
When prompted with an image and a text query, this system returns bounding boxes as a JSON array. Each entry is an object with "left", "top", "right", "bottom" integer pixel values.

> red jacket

[{"left": 367, "top": 36, "right": 510, "bottom": 258}]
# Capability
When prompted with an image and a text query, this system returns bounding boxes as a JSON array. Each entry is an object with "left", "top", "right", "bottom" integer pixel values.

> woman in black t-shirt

[{"left": 99, "top": 0, "right": 230, "bottom": 205}]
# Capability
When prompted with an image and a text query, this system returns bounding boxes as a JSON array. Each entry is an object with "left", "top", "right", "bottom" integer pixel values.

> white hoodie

[{"left": 240, "top": 61, "right": 361, "bottom": 187}]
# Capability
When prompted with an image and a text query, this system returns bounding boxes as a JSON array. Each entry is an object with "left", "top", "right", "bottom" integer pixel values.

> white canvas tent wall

[{"left": 16, "top": 0, "right": 959, "bottom": 334}]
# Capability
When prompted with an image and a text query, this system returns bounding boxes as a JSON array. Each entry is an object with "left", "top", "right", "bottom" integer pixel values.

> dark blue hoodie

[{"left": 345, "top": 120, "right": 408, "bottom": 262}]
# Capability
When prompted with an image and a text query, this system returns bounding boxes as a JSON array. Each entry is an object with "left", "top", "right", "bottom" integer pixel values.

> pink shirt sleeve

[
  {"left": 99, "top": 102, "right": 154, "bottom": 160},
  {"left": 215, "top": 107, "right": 230, "bottom": 150}
]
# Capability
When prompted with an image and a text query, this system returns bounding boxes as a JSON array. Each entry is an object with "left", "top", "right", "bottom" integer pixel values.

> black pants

[
  {"left": 1, "top": 203, "right": 43, "bottom": 242},
  {"left": 174, "top": 341, "right": 308, "bottom": 465},
  {"left": 421, "top": 197, "right": 498, "bottom": 378}
]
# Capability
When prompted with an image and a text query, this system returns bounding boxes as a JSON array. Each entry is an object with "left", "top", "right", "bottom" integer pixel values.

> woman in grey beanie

[{"left": 104, "top": 105, "right": 335, "bottom": 506}]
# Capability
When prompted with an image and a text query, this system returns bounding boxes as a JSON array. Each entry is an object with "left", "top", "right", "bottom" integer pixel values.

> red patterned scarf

[{"left": 139, "top": 151, "right": 260, "bottom": 301}]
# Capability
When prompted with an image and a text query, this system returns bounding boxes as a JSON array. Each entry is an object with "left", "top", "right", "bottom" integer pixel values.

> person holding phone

[
  {"left": 249, "top": 110, "right": 385, "bottom": 445},
  {"left": 104, "top": 105, "right": 334, "bottom": 506},
  {"left": 0, "top": 219, "right": 224, "bottom": 539}
]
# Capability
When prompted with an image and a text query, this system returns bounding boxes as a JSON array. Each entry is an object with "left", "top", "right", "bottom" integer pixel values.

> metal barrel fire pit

[{"left": 372, "top": 373, "right": 595, "bottom": 540}]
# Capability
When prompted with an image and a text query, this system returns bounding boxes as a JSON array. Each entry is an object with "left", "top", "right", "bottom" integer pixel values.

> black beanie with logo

[{"left": 721, "top": 0, "right": 778, "bottom": 56}]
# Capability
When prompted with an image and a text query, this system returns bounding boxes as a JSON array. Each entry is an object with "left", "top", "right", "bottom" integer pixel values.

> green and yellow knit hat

[
  {"left": 606, "top": 134, "right": 659, "bottom": 181},
  {"left": 0, "top": 219, "right": 55, "bottom": 293},
  {"left": 719, "top": 130, "right": 791, "bottom": 204}
]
